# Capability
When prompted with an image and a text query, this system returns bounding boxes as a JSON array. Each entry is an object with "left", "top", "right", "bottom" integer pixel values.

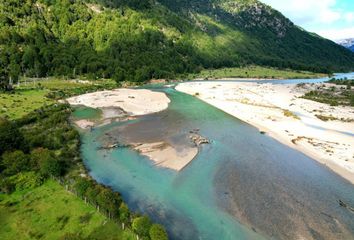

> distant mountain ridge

[
  {"left": 1, "top": 0, "right": 354, "bottom": 85},
  {"left": 337, "top": 38, "right": 354, "bottom": 52}
]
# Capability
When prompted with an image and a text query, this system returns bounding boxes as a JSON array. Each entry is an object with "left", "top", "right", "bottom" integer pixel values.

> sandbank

[{"left": 67, "top": 88, "right": 170, "bottom": 116}]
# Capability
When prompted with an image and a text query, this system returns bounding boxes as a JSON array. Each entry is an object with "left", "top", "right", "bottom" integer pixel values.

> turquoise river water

[{"left": 76, "top": 75, "right": 354, "bottom": 240}]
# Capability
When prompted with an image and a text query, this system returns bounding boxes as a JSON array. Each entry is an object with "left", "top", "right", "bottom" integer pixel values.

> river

[{"left": 75, "top": 74, "right": 354, "bottom": 240}]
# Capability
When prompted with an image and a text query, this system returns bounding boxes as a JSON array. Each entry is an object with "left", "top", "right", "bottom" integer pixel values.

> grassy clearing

[
  {"left": 0, "top": 180, "right": 135, "bottom": 240},
  {"left": 0, "top": 90, "right": 54, "bottom": 120},
  {"left": 0, "top": 78, "right": 117, "bottom": 120},
  {"left": 17, "top": 78, "right": 116, "bottom": 91},
  {"left": 186, "top": 66, "right": 326, "bottom": 80}
]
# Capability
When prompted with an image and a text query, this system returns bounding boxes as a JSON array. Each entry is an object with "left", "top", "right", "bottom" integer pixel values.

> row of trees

[{"left": 72, "top": 177, "right": 168, "bottom": 240}]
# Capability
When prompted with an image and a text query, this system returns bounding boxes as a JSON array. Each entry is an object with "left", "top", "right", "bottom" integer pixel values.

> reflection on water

[{"left": 78, "top": 85, "right": 354, "bottom": 240}]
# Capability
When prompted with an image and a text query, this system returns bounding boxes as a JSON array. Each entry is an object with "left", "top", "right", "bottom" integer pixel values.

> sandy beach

[
  {"left": 176, "top": 82, "right": 354, "bottom": 184},
  {"left": 67, "top": 88, "right": 170, "bottom": 116}
]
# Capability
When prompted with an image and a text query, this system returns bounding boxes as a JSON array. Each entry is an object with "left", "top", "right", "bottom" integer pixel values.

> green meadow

[
  {"left": 0, "top": 180, "right": 135, "bottom": 240},
  {"left": 187, "top": 66, "right": 327, "bottom": 80}
]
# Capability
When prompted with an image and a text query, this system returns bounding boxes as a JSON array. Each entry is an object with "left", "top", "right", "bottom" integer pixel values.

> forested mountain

[{"left": 1, "top": 0, "right": 354, "bottom": 86}]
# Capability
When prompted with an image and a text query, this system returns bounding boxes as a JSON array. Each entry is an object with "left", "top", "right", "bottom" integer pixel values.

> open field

[
  {"left": 17, "top": 78, "right": 116, "bottom": 90},
  {"left": 0, "top": 90, "right": 53, "bottom": 120},
  {"left": 0, "top": 78, "right": 118, "bottom": 120},
  {"left": 0, "top": 180, "right": 135, "bottom": 240},
  {"left": 186, "top": 66, "right": 327, "bottom": 80}
]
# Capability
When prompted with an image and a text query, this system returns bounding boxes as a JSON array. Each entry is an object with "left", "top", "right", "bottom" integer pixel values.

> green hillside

[{"left": 1, "top": 0, "right": 353, "bottom": 87}]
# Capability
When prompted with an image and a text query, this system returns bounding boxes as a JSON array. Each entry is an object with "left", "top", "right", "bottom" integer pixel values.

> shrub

[
  {"left": 132, "top": 216, "right": 152, "bottom": 238},
  {"left": 0, "top": 118, "right": 24, "bottom": 155},
  {"left": 8, "top": 171, "right": 43, "bottom": 191},
  {"left": 1, "top": 150, "right": 29, "bottom": 176},
  {"left": 149, "top": 224, "right": 168, "bottom": 240}
]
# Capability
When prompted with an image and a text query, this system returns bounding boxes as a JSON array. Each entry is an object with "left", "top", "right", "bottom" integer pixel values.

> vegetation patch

[
  {"left": 315, "top": 114, "right": 354, "bottom": 122},
  {"left": 0, "top": 89, "right": 53, "bottom": 120},
  {"left": 300, "top": 84, "right": 354, "bottom": 107},
  {"left": 327, "top": 78, "right": 354, "bottom": 88},
  {"left": 187, "top": 66, "right": 326, "bottom": 80},
  {"left": 283, "top": 109, "right": 300, "bottom": 120}
]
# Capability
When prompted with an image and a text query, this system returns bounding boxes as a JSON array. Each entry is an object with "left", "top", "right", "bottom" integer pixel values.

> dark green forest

[{"left": 1, "top": 0, "right": 354, "bottom": 89}]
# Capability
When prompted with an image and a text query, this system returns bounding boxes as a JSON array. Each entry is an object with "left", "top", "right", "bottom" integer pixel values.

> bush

[
  {"left": 1, "top": 150, "right": 29, "bottom": 176},
  {"left": 0, "top": 118, "right": 24, "bottom": 155},
  {"left": 8, "top": 171, "right": 43, "bottom": 191},
  {"left": 149, "top": 224, "right": 168, "bottom": 240},
  {"left": 132, "top": 216, "right": 152, "bottom": 238}
]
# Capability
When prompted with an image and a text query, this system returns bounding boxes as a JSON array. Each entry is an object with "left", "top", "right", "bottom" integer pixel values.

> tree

[
  {"left": 8, "top": 62, "right": 21, "bottom": 85},
  {"left": 30, "top": 148, "right": 62, "bottom": 177},
  {"left": 113, "top": 67, "right": 126, "bottom": 82},
  {"left": 1, "top": 150, "right": 29, "bottom": 176},
  {"left": 0, "top": 118, "right": 24, "bottom": 155},
  {"left": 74, "top": 178, "right": 92, "bottom": 198},
  {"left": 39, "top": 154, "right": 62, "bottom": 177},
  {"left": 149, "top": 224, "right": 168, "bottom": 240},
  {"left": 132, "top": 216, "right": 152, "bottom": 239},
  {"left": 96, "top": 188, "right": 120, "bottom": 218},
  {"left": 119, "top": 202, "right": 130, "bottom": 229}
]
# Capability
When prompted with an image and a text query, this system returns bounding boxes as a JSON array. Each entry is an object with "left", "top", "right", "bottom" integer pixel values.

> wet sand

[{"left": 100, "top": 108, "right": 206, "bottom": 171}]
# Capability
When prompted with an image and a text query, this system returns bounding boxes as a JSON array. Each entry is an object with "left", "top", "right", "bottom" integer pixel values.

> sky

[{"left": 260, "top": 0, "right": 354, "bottom": 41}]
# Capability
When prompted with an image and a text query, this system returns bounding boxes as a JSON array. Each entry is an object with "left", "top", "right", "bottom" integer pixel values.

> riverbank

[{"left": 176, "top": 82, "right": 354, "bottom": 184}]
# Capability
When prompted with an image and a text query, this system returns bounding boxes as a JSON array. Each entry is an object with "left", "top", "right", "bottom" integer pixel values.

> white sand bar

[
  {"left": 67, "top": 89, "right": 170, "bottom": 116},
  {"left": 176, "top": 82, "right": 354, "bottom": 184},
  {"left": 134, "top": 142, "right": 198, "bottom": 171}
]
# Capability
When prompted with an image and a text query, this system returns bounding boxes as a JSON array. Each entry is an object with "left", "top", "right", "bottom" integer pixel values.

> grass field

[
  {"left": 186, "top": 66, "right": 327, "bottom": 79},
  {"left": 17, "top": 78, "right": 116, "bottom": 90},
  {"left": 0, "top": 78, "right": 117, "bottom": 120},
  {"left": 0, "top": 180, "right": 135, "bottom": 240},
  {"left": 0, "top": 90, "right": 54, "bottom": 120}
]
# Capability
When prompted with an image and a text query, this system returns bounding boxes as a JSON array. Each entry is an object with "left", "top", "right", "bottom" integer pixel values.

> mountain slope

[
  {"left": 158, "top": 0, "right": 354, "bottom": 71},
  {"left": 1, "top": 0, "right": 354, "bottom": 86}
]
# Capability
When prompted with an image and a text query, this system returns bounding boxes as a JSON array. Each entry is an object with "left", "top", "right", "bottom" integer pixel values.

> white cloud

[
  {"left": 260, "top": 0, "right": 354, "bottom": 39},
  {"left": 345, "top": 13, "right": 354, "bottom": 22},
  {"left": 316, "top": 27, "right": 354, "bottom": 40},
  {"left": 261, "top": 0, "right": 340, "bottom": 25}
]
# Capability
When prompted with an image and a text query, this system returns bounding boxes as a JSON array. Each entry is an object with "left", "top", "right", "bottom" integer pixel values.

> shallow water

[
  {"left": 77, "top": 78, "right": 354, "bottom": 240},
  {"left": 72, "top": 106, "right": 102, "bottom": 120}
]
